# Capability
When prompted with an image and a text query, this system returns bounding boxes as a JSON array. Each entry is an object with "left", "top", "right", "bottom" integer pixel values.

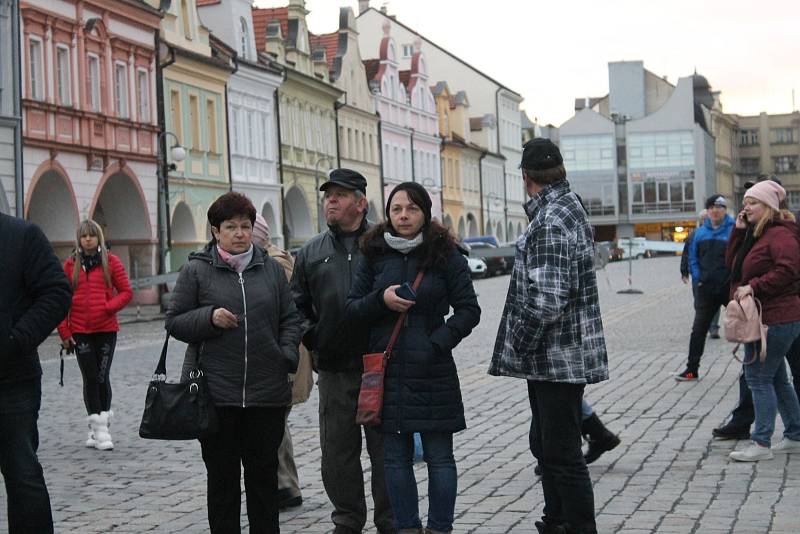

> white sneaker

[
  {"left": 772, "top": 437, "right": 800, "bottom": 452},
  {"left": 730, "top": 441, "right": 774, "bottom": 462}
]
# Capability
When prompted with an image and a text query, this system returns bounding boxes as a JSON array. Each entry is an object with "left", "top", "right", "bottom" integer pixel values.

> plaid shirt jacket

[{"left": 489, "top": 181, "right": 609, "bottom": 384}]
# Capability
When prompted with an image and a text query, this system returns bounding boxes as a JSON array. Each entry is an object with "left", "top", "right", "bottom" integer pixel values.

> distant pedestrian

[
  {"left": 346, "top": 182, "right": 481, "bottom": 534},
  {"left": 681, "top": 209, "right": 721, "bottom": 338},
  {"left": 58, "top": 220, "right": 132, "bottom": 450},
  {"left": 291, "top": 169, "right": 395, "bottom": 534},
  {"left": 167, "top": 192, "right": 303, "bottom": 532},
  {"left": 725, "top": 181, "right": 800, "bottom": 462},
  {"left": 675, "top": 195, "right": 734, "bottom": 381},
  {"left": 0, "top": 212, "right": 72, "bottom": 534},
  {"left": 251, "top": 214, "right": 312, "bottom": 510},
  {"left": 489, "top": 138, "right": 609, "bottom": 534}
]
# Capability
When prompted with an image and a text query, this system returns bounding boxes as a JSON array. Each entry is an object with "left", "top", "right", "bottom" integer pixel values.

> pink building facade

[
  {"left": 20, "top": 0, "right": 162, "bottom": 302},
  {"left": 365, "top": 23, "right": 441, "bottom": 219}
]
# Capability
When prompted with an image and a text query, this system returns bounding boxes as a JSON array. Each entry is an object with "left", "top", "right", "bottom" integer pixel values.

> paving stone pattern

[{"left": 2, "top": 256, "right": 797, "bottom": 533}]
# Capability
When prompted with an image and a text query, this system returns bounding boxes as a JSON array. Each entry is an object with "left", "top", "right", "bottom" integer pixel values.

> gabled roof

[
  {"left": 358, "top": 7, "right": 521, "bottom": 98},
  {"left": 196, "top": 0, "right": 220, "bottom": 6},
  {"left": 252, "top": 7, "right": 289, "bottom": 54},
  {"left": 309, "top": 32, "right": 339, "bottom": 71}
]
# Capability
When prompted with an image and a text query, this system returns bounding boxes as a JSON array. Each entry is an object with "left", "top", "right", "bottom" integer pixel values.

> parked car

[
  {"left": 616, "top": 237, "right": 651, "bottom": 259},
  {"left": 463, "top": 236, "right": 500, "bottom": 247},
  {"left": 464, "top": 255, "right": 487, "bottom": 279},
  {"left": 463, "top": 242, "right": 507, "bottom": 276}
]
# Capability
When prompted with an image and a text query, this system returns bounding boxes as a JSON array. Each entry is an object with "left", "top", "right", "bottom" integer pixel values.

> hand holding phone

[{"left": 394, "top": 281, "right": 417, "bottom": 301}]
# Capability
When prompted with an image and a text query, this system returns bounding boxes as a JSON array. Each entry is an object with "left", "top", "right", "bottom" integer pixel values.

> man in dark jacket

[
  {"left": 676, "top": 194, "right": 735, "bottom": 381},
  {"left": 0, "top": 212, "right": 72, "bottom": 533},
  {"left": 681, "top": 209, "right": 721, "bottom": 338},
  {"left": 490, "top": 139, "right": 608, "bottom": 534},
  {"left": 291, "top": 169, "right": 393, "bottom": 534}
]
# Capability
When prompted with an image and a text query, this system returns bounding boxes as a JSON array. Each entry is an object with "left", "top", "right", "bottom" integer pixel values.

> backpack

[{"left": 724, "top": 294, "right": 767, "bottom": 364}]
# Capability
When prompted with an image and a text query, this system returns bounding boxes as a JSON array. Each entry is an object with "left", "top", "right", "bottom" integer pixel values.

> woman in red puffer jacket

[{"left": 58, "top": 219, "right": 132, "bottom": 451}]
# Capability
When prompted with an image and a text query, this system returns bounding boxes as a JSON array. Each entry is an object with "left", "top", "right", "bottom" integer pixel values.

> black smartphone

[{"left": 395, "top": 281, "right": 417, "bottom": 301}]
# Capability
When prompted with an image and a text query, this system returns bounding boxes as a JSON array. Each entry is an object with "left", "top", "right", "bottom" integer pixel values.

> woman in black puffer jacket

[
  {"left": 346, "top": 182, "right": 480, "bottom": 534},
  {"left": 166, "top": 192, "right": 302, "bottom": 534}
]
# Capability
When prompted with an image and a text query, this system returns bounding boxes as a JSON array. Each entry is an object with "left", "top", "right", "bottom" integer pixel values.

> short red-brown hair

[{"left": 207, "top": 192, "right": 256, "bottom": 229}]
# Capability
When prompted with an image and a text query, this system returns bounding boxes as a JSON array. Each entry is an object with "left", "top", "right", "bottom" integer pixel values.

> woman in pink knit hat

[{"left": 726, "top": 180, "right": 800, "bottom": 462}]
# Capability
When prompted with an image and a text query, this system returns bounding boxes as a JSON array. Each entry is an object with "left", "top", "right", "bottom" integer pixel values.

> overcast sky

[{"left": 253, "top": 0, "right": 800, "bottom": 126}]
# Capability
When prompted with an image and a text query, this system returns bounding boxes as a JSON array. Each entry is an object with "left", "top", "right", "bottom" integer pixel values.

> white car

[{"left": 465, "top": 255, "right": 488, "bottom": 279}]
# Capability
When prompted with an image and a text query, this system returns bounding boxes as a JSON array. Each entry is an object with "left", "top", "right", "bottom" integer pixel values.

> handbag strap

[
  {"left": 385, "top": 270, "right": 425, "bottom": 358},
  {"left": 154, "top": 331, "right": 171, "bottom": 377}
]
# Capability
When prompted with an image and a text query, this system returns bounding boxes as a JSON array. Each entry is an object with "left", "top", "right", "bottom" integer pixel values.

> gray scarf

[{"left": 383, "top": 231, "right": 423, "bottom": 254}]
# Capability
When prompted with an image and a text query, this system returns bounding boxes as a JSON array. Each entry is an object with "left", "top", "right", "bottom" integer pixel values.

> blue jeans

[
  {"left": 383, "top": 432, "right": 457, "bottom": 532},
  {"left": 744, "top": 321, "right": 800, "bottom": 447},
  {"left": 0, "top": 378, "right": 54, "bottom": 534}
]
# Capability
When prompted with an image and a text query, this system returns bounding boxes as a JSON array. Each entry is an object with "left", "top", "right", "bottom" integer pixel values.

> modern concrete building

[
  {"left": 357, "top": 3, "right": 525, "bottom": 240},
  {"left": 733, "top": 111, "right": 800, "bottom": 210},
  {"left": 562, "top": 61, "right": 717, "bottom": 241},
  {"left": 197, "top": 0, "right": 285, "bottom": 244},
  {"left": 254, "top": 0, "right": 342, "bottom": 247},
  {"left": 0, "top": 0, "right": 21, "bottom": 216},
  {"left": 310, "top": 7, "right": 383, "bottom": 220},
  {"left": 21, "top": 0, "right": 163, "bottom": 301}
]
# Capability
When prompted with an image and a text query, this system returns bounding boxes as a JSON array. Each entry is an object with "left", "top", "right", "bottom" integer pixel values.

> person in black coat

[
  {"left": 166, "top": 192, "right": 302, "bottom": 534},
  {"left": 0, "top": 212, "right": 72, "bottom": 534},
  {"left": 346, "top": 182, "right": 480, "bottom": 534}
]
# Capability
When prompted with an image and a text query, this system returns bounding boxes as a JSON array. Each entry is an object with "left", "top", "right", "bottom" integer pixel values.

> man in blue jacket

[
  {"left": 0, "top": 212, "right": 72, "bottom": 533},
  {"left": 676, "top": 194, "right": 734, "bottom": 381}
]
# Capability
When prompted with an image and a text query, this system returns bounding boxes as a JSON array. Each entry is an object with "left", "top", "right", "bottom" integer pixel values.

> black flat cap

[
  {"left": 520, "top": 138, "right": 563, "bottom": 171},
  {"left": 320, "top": 168, "right": 367, "bottom": 194}
]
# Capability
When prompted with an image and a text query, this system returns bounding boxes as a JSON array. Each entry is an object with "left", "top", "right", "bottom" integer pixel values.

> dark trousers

[
  {"left": 318, "top": 370, "right": 394, "bottom": 533},
  {"left": 199, "top": 406, "right": 285, "bottom": 534},
  {"left": 528, "top": 380, "right": 596, "bottom": 534},
  {"left": 73, "top": 332, "right": 117, "bottom": 414},
  {"left": 0, "top": 378, "right": 53, "bottom": 534},
  {"left": 729, "top": 334, "right": 800, "bottom": 428},
  {"left": 687, "top": 286, "right": 729, "bottom": 372}
]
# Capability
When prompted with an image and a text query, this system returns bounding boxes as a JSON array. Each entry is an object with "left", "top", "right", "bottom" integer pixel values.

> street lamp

[
  {"left": 314, "top": 155, "right": 336, "bottom": 232},
  {"left": 157, "top": 130, "right": 185, "bottom": 275}
]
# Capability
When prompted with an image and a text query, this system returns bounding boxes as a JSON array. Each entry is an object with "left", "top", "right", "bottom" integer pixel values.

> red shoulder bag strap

[{"left": 384, "top": 270, "right": 425, "bottom": 358}]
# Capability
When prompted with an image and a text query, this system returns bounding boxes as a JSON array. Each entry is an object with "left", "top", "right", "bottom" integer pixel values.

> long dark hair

[{"left": 361, "top": 219, "right": 458, "bottom": 269}]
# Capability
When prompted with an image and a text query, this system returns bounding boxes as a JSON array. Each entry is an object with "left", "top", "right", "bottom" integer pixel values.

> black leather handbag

[{"left": 139, "top": 333, "right": 218, "bottom": 440}]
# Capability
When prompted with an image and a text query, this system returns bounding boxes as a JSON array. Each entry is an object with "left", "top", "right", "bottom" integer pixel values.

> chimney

[{"left": 358, "top": 0, "right": 369, "bottom": 14}]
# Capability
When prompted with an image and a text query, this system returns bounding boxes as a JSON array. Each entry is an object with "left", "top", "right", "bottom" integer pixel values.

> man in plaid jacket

[{"left": 489, "top": 138, "right": 609, "bottom": 534}]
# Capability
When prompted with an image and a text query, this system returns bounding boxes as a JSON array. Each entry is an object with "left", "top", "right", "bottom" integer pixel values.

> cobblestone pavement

[{"left": 3, "top": 256, "right": 798, "bottom": 533}]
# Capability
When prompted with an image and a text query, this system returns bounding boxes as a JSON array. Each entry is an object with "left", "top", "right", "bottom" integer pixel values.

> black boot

[
  {"left": 535, "top": 520, "right": 566, "bottom": 533},
  {"left": 582, "top": 413, "right": 620, "bottom": 464}
]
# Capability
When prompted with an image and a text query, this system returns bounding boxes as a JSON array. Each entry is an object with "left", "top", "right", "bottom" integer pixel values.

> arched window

[{"left": 239, "top": 18, "right": 249, "bottom": 58}]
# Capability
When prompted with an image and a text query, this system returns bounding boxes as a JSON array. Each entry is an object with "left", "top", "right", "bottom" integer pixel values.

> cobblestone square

[{"left": 3, "top": 256, "right": 796, "bottom": 533}]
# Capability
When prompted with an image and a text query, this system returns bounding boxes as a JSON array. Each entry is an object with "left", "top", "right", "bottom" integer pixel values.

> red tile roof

[
  {"left": 196, "top": 0, "right": 220, "bottom": 6},
  {"left": 399, "top": 69, "right": 410, "bottom": 88},
  {"left": 252, "top": 7, "right": 288, "bottom": 54},
  {"left": 309, "top": 32, "right": 339, "bottom": 71},
  {"left": 363, "top": 58, "right": 381, "bottom": 82}
]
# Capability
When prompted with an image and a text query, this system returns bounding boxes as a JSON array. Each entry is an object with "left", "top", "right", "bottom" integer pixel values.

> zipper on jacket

[{"left": 238, "top": 273, "right": 249, "bottom": 408}]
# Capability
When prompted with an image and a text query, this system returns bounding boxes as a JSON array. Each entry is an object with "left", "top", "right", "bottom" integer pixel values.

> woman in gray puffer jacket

[{"left": 166, "top": 192, "right": 302, "bottom": 534}]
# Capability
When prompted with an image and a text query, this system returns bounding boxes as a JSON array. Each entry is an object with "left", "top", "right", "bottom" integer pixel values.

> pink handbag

[{"left": 724, "top": 294, "right": 767, "bottom": 364}]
